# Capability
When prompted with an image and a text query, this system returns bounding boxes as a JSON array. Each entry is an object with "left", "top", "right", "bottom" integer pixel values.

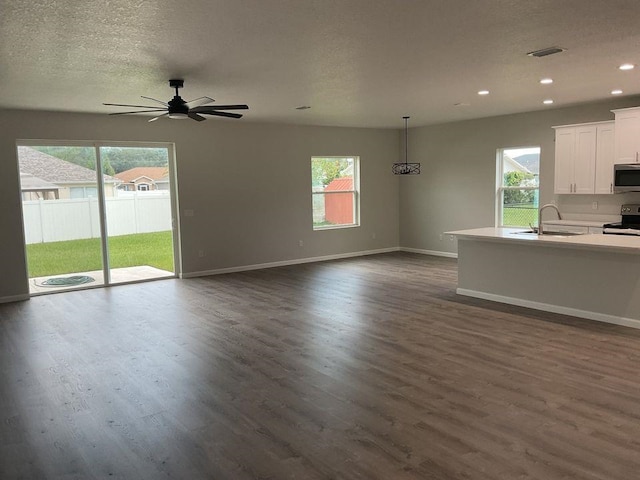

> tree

[
  {"left": 503, "top": 171, "right": 536, "bottom": 204},
  {"left": 33, "top": 146, "right": 168, "bottom": 174},
  {"left": 102, "top": 160, "right": 116, "bottom": 176},
  {"left": 312, "top": 157, "right": 351, "bottom": 187}
]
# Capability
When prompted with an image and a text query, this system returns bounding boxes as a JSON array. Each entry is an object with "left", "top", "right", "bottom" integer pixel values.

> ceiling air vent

[{"left": 527, "top": 46, "right": 566, "bottom": 58}]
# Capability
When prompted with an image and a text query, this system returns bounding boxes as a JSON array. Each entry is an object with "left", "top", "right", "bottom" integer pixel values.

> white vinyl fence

[{"left": 23, "top": 193, "right": 172, "bottom": 244}]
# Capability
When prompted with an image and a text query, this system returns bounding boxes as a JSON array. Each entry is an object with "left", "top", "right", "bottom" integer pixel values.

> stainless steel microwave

[{"left": 614, "top": 164, "right": 640, "bottom": 193}]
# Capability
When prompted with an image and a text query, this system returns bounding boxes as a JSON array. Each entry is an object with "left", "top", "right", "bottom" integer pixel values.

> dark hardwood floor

[{"left": 1, "top": 252, "right": 640, "bottom": 479}]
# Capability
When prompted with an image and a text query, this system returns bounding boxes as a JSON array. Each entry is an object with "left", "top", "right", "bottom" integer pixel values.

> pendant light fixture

[{"left": 392, "top": 116, "right": 420, "bottom": 175}]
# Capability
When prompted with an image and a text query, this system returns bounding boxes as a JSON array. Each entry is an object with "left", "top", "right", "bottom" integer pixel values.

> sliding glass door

[
  {"left": 18, "top": 142, "right": 177, "bottom": 294},
  {"left": 99, "top": 146, "right": 175, "bottom": 285},
  {"left": 19, "top": 145, "right": 106, "bottom": 292}
]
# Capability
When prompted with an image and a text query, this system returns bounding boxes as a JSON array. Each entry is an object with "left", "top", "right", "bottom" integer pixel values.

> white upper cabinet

[
  {"left": 573, "top": 126, "right": 597, "bottom": 194},
  {"left": 553, "top": 121, "right": 614, "bottom": 195},
  {"left": 612, "top": 107, "right": 640, "bottom": 164},
  {"left": 554, "top": 127, "right": 576, "bottom": 194},
  {"left": 594, "top": 122, "right": 615, "bottom": 194}
]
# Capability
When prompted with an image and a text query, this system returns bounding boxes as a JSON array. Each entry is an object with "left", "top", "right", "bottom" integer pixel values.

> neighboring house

[
  {"left": 503, "top": 154, "right": 533, "bottom": 175},
  {"left": 18, "top": 146, "right": 118, "bottom": 199},
  {"left": 324, "top": 177, "right": 354, "bottom": 225},
  {"left": 19, "top": 172, "right": 60, "bottom": 200},
  {"left": 115, "top": 167, "right": 170, "bottom": 192},
  {"left": 512, "top": 153, "right": 540, "bottom": 175}
]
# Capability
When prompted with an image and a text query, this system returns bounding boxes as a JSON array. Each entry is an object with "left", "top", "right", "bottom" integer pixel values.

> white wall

[
  {"left": 4, "top": 96, "right": 640, "bottom": 301},
  {"left": 0, "top": 110, "right": 399, "bottom": 301},
  {"left": 400, "top": 96, "right": 640, "bottom": 254}
]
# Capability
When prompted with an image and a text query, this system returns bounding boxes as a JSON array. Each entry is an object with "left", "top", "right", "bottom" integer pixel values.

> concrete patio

[{"left": 29, "top": 265, "right": 174, "bottom": 294}]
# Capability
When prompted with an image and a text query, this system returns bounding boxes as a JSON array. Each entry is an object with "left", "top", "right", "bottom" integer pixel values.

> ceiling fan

[{"left": 103, "top": 79, "right": 248, "bottom": 122}]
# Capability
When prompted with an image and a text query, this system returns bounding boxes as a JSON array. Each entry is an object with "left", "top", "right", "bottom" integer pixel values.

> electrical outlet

[
  {"left": 371, "top": 232, "right": 376, "bottom": 239},
  {"left": 184, "top": 209, "right": 194, "bottom": 217},
  {"left": 198, "top": 250, "right": 204, "bottom": 257},
  {"left": 592, "top": 201, "right": 598, "bottom": 210},
  {"left": 298, "top": 240, "right": 304, "bottom": 247},
  {"left": 439, "top": 234, "right": 444, "bottom": 241}
]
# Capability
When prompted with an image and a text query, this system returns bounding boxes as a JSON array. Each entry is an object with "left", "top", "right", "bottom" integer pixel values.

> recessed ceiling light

[
  {"left": 477, "top": 90, "right": 489, "bottom": 95},
  {"left": 611, "top": 89, "right": 623, "bottom": 95},
  {"left": 295, "top": 105, "right": 311, "bottom": 110},
  {"left": 540, "top": 78, "right": 553, "bottom": 84},
  {"left": 619, "top": 63, "right": 635, "bottom": 71},
  {"left": 543, "top": 99, "right": 554, "bottom": 105}
]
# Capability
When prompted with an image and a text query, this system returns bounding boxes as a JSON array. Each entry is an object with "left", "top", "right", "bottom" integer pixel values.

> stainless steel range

[{"left": 603, "top": 204, "right": 640, "bottom": 235}]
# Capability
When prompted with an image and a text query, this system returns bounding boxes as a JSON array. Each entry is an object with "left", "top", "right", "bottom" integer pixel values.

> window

[
  {"left": 70, "top": 186, "right": 98, "bottom": 198},
  {"left": 137, "top": 183, "right": 150, "bottom": 191},
  {"left": 311, "top": 156, "right": 359, "bottom": 230},
  {"left": 496, "top": 147, "right": 540, "bottom": 227}
]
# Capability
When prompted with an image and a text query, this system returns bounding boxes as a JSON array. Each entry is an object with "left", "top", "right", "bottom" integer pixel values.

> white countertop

[{"left": 446, "top": 227, "right": 640, "bottom": 253}]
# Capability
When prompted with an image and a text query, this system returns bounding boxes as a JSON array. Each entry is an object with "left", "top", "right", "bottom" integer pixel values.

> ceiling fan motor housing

[
  {"left": 167, "top": 79, "right": 188, "bottom": 118},
  {"left": 168, "top": 96, "right": 189, "bottom": 117}
]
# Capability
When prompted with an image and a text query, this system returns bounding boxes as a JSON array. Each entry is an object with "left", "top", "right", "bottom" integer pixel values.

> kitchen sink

[{"left": 511, "top": 230, "right": 584, "bottom": 237}]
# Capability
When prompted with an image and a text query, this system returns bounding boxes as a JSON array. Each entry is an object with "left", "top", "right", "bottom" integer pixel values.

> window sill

[{"left": 313, "top": 224, "right": 360, "bottom": 231}]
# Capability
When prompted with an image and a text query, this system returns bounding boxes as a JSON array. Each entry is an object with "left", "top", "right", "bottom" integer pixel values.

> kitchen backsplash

[{"left": 554, "top": 191, "right": 640, "bottom": 222}]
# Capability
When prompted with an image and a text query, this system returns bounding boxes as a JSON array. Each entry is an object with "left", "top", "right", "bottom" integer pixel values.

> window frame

[
  {"left": 496, "top": 147, "right": 540, "bottom": 228},
  {"left": 311, "top": 156, "right": 360, "bottom": 231}
]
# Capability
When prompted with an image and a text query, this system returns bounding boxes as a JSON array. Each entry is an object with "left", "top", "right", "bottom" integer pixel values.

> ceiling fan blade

[
  {"left": 103, "top": 102, "right": 166, "bottom": 110},
  {"left": 191, "top": 104, "right": 248, "bottom": 113},
  {"left": 141, "top": 96, "right": 168, "bottom": 106},
  {"left": 149, "top": 113, "right": 169, "bottom": 122},
  {"left": 200, "top": 111, "right": 243, "bottom": 119},
  {"left": 108, "top": 109, "right": 169, "bottom": 115},
  {"left": 188, "top": 112, "right": 206, "bottom": 122},
  {"left": 185, "top": 96, "right": 215, "bottom": 109}
]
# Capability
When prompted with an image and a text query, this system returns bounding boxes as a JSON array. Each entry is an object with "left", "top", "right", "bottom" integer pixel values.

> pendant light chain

[{"left": 404, "top": 116, "right": 409, "bottom": 165}]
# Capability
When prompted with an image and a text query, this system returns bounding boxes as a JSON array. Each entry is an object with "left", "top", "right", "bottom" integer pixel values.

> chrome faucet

[{"left": 538, "top": 203, "right": 562, "bottom": 235}]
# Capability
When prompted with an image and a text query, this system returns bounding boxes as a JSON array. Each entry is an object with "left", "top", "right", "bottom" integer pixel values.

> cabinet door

[
  {"left": 574, "top": 126, "right": 596, "bottom": 194},
  {"left": 594, "top": 123, "right": 615, "bottom": 194},
  {"left": 614, "top": 110, "right": 640, "bottom": 164},
  {"left": 554, "top": 128, "right": 575, "bottom": 194}
]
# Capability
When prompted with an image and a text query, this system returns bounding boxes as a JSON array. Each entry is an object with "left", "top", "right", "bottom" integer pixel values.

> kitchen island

[{"left": 447, "top": 227, "right": 640, "bottom": 329}]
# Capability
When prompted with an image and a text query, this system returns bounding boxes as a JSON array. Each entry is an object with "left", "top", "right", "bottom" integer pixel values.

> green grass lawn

[
  {"left": 26, "top": 231, "right": 174, "bottom": 277},
  {"left": 503, "top": 206, "right": 538, "bottom": 227}
]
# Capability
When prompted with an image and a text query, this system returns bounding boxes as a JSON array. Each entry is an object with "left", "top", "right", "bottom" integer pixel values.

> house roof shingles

[
  {"left": 17, "top": 146, "right": 117, "bottom": 184},
  {"left": 115, "top": 167, "right": 169, "bottom": 183}
]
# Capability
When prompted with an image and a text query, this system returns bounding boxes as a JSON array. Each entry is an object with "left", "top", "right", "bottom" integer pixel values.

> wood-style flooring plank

[{"left": 1, "top": 252, "right": 640, "bottom": 479}]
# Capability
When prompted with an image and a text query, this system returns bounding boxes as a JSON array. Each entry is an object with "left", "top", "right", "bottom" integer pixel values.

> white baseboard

[
  {"left": 182, "top": 247, "right": 401, "bottom": 278},
  {"left": 0, "top": 293, "right": 30, "bottom": 304},
  {"left": 457, "top": 288, "right": 640, "bottom": 330},
  {"left": 400, "top": 247, "right": 458, "bottom": 258}
]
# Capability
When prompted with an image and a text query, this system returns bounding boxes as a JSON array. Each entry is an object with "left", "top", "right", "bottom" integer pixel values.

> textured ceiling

[{"left": 2, "top": 0, "right": 640, "bottom": 128}]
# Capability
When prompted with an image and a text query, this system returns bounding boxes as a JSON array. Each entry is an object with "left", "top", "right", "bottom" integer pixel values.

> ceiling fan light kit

[
  {"left": 392, "top": 116, "right": 420, "bottom": 175},
  {"left": 104, "top": 79, "right": 249, "bottom": 122}
]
